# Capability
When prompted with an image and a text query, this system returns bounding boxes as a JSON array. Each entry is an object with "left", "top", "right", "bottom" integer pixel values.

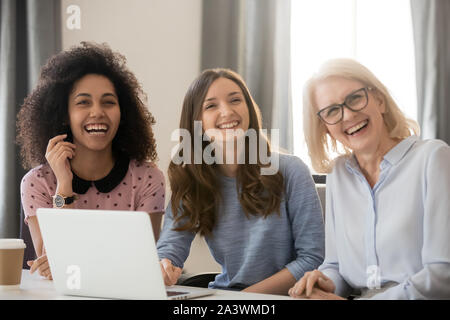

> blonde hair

[{"left": 303, "top": 58, "right": 420, "bottom": 173}]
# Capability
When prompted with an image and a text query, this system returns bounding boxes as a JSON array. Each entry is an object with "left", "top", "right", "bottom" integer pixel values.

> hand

[
  {"left": 27, "top": 254, "right": 53, "bottom": 280},
  {"left": 159, "top": 258, "right": 182, "bottom": 286},
  {"left": 292, "top": 287, "right": 346, "bottom": 300},
  {"left": 45, "top": 134, "right": 76, "bottom": 191},
  {"left": 288, "top": 269, "right": 336, "bottom": 298}
]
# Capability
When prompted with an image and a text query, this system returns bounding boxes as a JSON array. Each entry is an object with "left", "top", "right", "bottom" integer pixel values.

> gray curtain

[
  {"left": 202, "top": 0, "right": 293, "bottom": 152},
  {"left": 0, "top": 0, "right": 60, "bottom": 238},
  {"left": 411, "top": 0, "right": 450, "bottom": 144}
]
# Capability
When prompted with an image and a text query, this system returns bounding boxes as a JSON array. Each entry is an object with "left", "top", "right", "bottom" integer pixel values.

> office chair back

[{"left": 19, "top": 204, "right": 36, "bottom": 269}]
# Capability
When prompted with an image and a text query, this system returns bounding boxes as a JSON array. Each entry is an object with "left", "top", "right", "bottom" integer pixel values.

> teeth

[
  {"left": 218, "top": 121, "right": 238, "bottom": 129},
  {"left": 85, "top": 124, "right": 108, "bottom": 132},
  {"left": 346, "top": 120, "right": 368, "bottom": 135}
]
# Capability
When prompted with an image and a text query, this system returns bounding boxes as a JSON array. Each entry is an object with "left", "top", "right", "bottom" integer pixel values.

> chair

[
  {"left": 315, "top": 183, "right": 326, "bottom": 216},
  {"left": 19, "top": 204, "right": 36, "bottom": 269},
  {"left": 313, "top": 174, "right": 326, "bottom": 184},
  {"left": 313, "top": 174, "right": 326, "bottom": 217},
  {"left": 177, "top": 234, "right": 221, "bottom": 287},
  {"left": 177, "top": 272, "right": 218, "bottom": 288}
]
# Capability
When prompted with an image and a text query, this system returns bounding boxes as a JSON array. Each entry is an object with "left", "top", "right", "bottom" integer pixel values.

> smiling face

[
  {"left": 68, "top": 74, "right": 121, "bottom": 153},
  {"left": 314, "top": 76, "right": 390, "bottom": 155},
  {"left": 200, "top": 77, "right": 250, "bottom": 142}
]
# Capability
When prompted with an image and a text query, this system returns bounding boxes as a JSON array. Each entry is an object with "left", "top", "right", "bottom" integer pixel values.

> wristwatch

[{"left": 53, "top": 194, "right": 77, "bottom": 208}]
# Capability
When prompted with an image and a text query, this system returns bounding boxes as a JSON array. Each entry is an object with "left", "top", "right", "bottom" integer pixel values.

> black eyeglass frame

[{"left": 317, "top": 87, "right": 371, "bottom": 125}]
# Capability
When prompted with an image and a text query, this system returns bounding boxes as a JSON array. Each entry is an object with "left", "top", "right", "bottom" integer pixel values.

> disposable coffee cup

[{"left": 0, "top": 239, "right": 26, "bottom": 290}]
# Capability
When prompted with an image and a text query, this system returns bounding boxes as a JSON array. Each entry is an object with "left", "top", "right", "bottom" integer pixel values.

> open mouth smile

[
  {"left": 84, "top": 123, "right": 109, "bottom": 135},
  {"left": 345, "top": 120, "right": 368, "bottom": 135},
  {"left": 217, "top": 120, "right": 240, "bottom": 129}
]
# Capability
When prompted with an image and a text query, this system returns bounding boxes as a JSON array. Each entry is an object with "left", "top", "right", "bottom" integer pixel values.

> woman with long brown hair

[{"left": 157, "top": 68, "right": 324, "bottom": 295}]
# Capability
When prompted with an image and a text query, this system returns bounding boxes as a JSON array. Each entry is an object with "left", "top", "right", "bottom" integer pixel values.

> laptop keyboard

[{"left": 166, "top": 290, "right": 189, "bottom": 297}]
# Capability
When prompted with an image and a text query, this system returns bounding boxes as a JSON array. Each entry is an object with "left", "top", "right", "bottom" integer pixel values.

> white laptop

[{"left": 36, "top": 208, "right": 215, "bottom": 300}]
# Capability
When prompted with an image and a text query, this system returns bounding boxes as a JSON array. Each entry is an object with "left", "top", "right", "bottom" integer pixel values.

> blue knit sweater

[{"left": 157, "top": 153, "right": 325, "bottom": 290}]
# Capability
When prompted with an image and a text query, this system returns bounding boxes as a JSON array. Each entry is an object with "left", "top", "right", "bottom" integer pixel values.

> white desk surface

[{"left": 0, "top": 270, "right": 295, "bottom": 300}]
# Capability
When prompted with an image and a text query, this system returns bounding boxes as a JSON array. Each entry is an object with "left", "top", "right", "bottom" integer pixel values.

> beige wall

[{"left": 60, "top": 0, "right": 221, "bottom": 274}]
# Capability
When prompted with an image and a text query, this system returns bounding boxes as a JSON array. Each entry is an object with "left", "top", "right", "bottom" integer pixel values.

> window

[{"left": 291, "top": 0, "right": 417, "bottom": 171}]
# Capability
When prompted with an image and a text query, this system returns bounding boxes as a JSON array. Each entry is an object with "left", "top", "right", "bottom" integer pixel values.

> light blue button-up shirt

[{"left": 320, "top": 135, "right": 450, "bottom": 299}]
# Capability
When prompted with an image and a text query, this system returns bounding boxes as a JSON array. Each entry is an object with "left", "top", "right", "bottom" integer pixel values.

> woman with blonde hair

[
  {"left": 289, "top": 58, "right": 450, "bottom": 299},
  {"left": 157, "top": 68, "right": 324, "bottom": 295}
]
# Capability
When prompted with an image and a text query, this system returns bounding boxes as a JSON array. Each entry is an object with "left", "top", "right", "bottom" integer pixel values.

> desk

[{"left": 0, "top": 270, "right": 295, "bottom": 300}]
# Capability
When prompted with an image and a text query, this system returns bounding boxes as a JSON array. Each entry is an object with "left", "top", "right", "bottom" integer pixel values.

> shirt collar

[
  {"left": 382, "top": 135, "right": 418, "bottom": 165},
  {"left": 345, "top": 135, "right": 419, "bottom": 174},
  {"left": 72, "top": 153, "right": 130, "bottom": 194}
]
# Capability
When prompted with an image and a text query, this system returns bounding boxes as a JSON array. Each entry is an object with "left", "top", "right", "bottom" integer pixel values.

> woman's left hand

[
  {"left": 27, "top": 254, "right": 53, "bottom": 280},
  {"left": 290, "top": 287, "right": 346, "bottom": 300}
]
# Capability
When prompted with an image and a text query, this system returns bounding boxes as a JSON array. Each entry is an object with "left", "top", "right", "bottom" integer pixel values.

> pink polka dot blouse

[{"left": 20, "top": 158, "right": 165, "bottom": 223}]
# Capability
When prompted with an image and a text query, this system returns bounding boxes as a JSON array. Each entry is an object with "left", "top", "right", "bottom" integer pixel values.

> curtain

[
  {"left": 411, "top": 0, "right": 450, "bottom": 144},
  {"left": 201, "top": 0, "right": 293, "bottom": 152},
  {"left": 0, "top": 0, "right": 60, "bottom": 238}
]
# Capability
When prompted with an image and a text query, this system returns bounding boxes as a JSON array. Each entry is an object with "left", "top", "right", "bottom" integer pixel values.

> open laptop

[{"left": 36, "top": 208, "right": 215, "bottom": 300}]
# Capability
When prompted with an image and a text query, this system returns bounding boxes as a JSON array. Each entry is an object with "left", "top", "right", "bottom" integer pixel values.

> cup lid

[{"left": 0, "top": 239, "right": 26, "bottom": 249}]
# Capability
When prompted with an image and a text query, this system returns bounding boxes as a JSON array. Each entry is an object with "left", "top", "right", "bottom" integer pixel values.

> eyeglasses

[{"left": 317, "top": 87, "right": 371, "bottom": 125}]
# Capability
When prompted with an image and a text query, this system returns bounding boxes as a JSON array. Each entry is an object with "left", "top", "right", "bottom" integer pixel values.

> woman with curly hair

[
  {"left": 16, "top": 42, "right": 165, "bottom": 280},
  {"left": 157, "top": 68, "right": 324, "bottom": 295}
]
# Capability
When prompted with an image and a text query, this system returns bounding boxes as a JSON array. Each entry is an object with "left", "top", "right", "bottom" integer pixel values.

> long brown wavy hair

[{"left": 169, "top": 68, "right": 284, "bottom": 236}]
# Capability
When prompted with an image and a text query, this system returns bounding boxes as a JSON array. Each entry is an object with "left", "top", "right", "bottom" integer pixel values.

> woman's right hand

[
  {"left": 45, "top": 134, "right": 76, "bottom": 192},
  {"left": 288, "top": 269, "right": 336, "bottom": 298},
  {"left": 159, "top": 258, "right": 182, "bottom": 286}
]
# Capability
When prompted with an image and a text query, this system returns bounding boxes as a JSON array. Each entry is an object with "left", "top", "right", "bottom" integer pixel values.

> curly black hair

[{"left": 16, "top": 41, "right": 157, "bottom": 169}]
